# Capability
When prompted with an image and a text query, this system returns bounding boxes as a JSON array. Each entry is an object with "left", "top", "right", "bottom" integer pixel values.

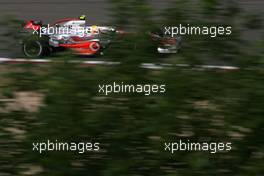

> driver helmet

[{"left": 79, "top": 15, "right": 86, "bottom": 20}]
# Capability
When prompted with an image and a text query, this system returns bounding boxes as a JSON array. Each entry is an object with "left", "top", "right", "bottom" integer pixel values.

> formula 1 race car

[{"left": 21, "top": 16, "right": 181, "bottom": 58}]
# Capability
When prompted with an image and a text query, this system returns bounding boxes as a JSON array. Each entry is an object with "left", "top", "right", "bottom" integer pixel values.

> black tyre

[{"left": 22, "top": 35, "right": 50, "bottom": 58}]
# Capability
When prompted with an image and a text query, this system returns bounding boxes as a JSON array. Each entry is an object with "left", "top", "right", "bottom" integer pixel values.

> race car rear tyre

[
  {"left": 22, "top": 36, "right": 50, "bottom": 58},
  {"left": 23, "top": 41, "right": 43, "bottom": 58}
]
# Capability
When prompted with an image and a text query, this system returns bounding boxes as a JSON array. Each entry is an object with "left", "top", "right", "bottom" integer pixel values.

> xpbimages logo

[
  {"left": 32, "top": 140, "right": 100, "bottom": 154},
  {"left": 32, "top": 24, "right": 99, "bottom": 37},
  {"left": 98, "top": 82, "right": 166, "bottom": 96},
  {"left": 164, "top": 140, "right": 232, "bottom": 154},
  {"left": 164, "top": 24, "right": 232, "bottom": 38}
]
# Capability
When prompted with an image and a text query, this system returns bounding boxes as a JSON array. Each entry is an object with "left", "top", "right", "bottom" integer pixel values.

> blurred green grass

[{"left": 1, "top": 61, "right": 264, "bottom": 175}]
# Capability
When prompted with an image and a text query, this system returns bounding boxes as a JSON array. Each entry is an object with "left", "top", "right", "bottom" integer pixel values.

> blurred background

[{"left": 0, "top": 0, "right": 264, "bottom": 176}]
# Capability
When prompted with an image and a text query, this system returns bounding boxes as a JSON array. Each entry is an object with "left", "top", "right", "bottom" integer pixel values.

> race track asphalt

[{"left": 0, "top": 0, "right": 263, "bottom": 58}]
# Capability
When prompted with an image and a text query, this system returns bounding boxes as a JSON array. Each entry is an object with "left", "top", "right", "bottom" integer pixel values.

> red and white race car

[{"left": 21, "top": 16, "right": 181, "bottom": 57}]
